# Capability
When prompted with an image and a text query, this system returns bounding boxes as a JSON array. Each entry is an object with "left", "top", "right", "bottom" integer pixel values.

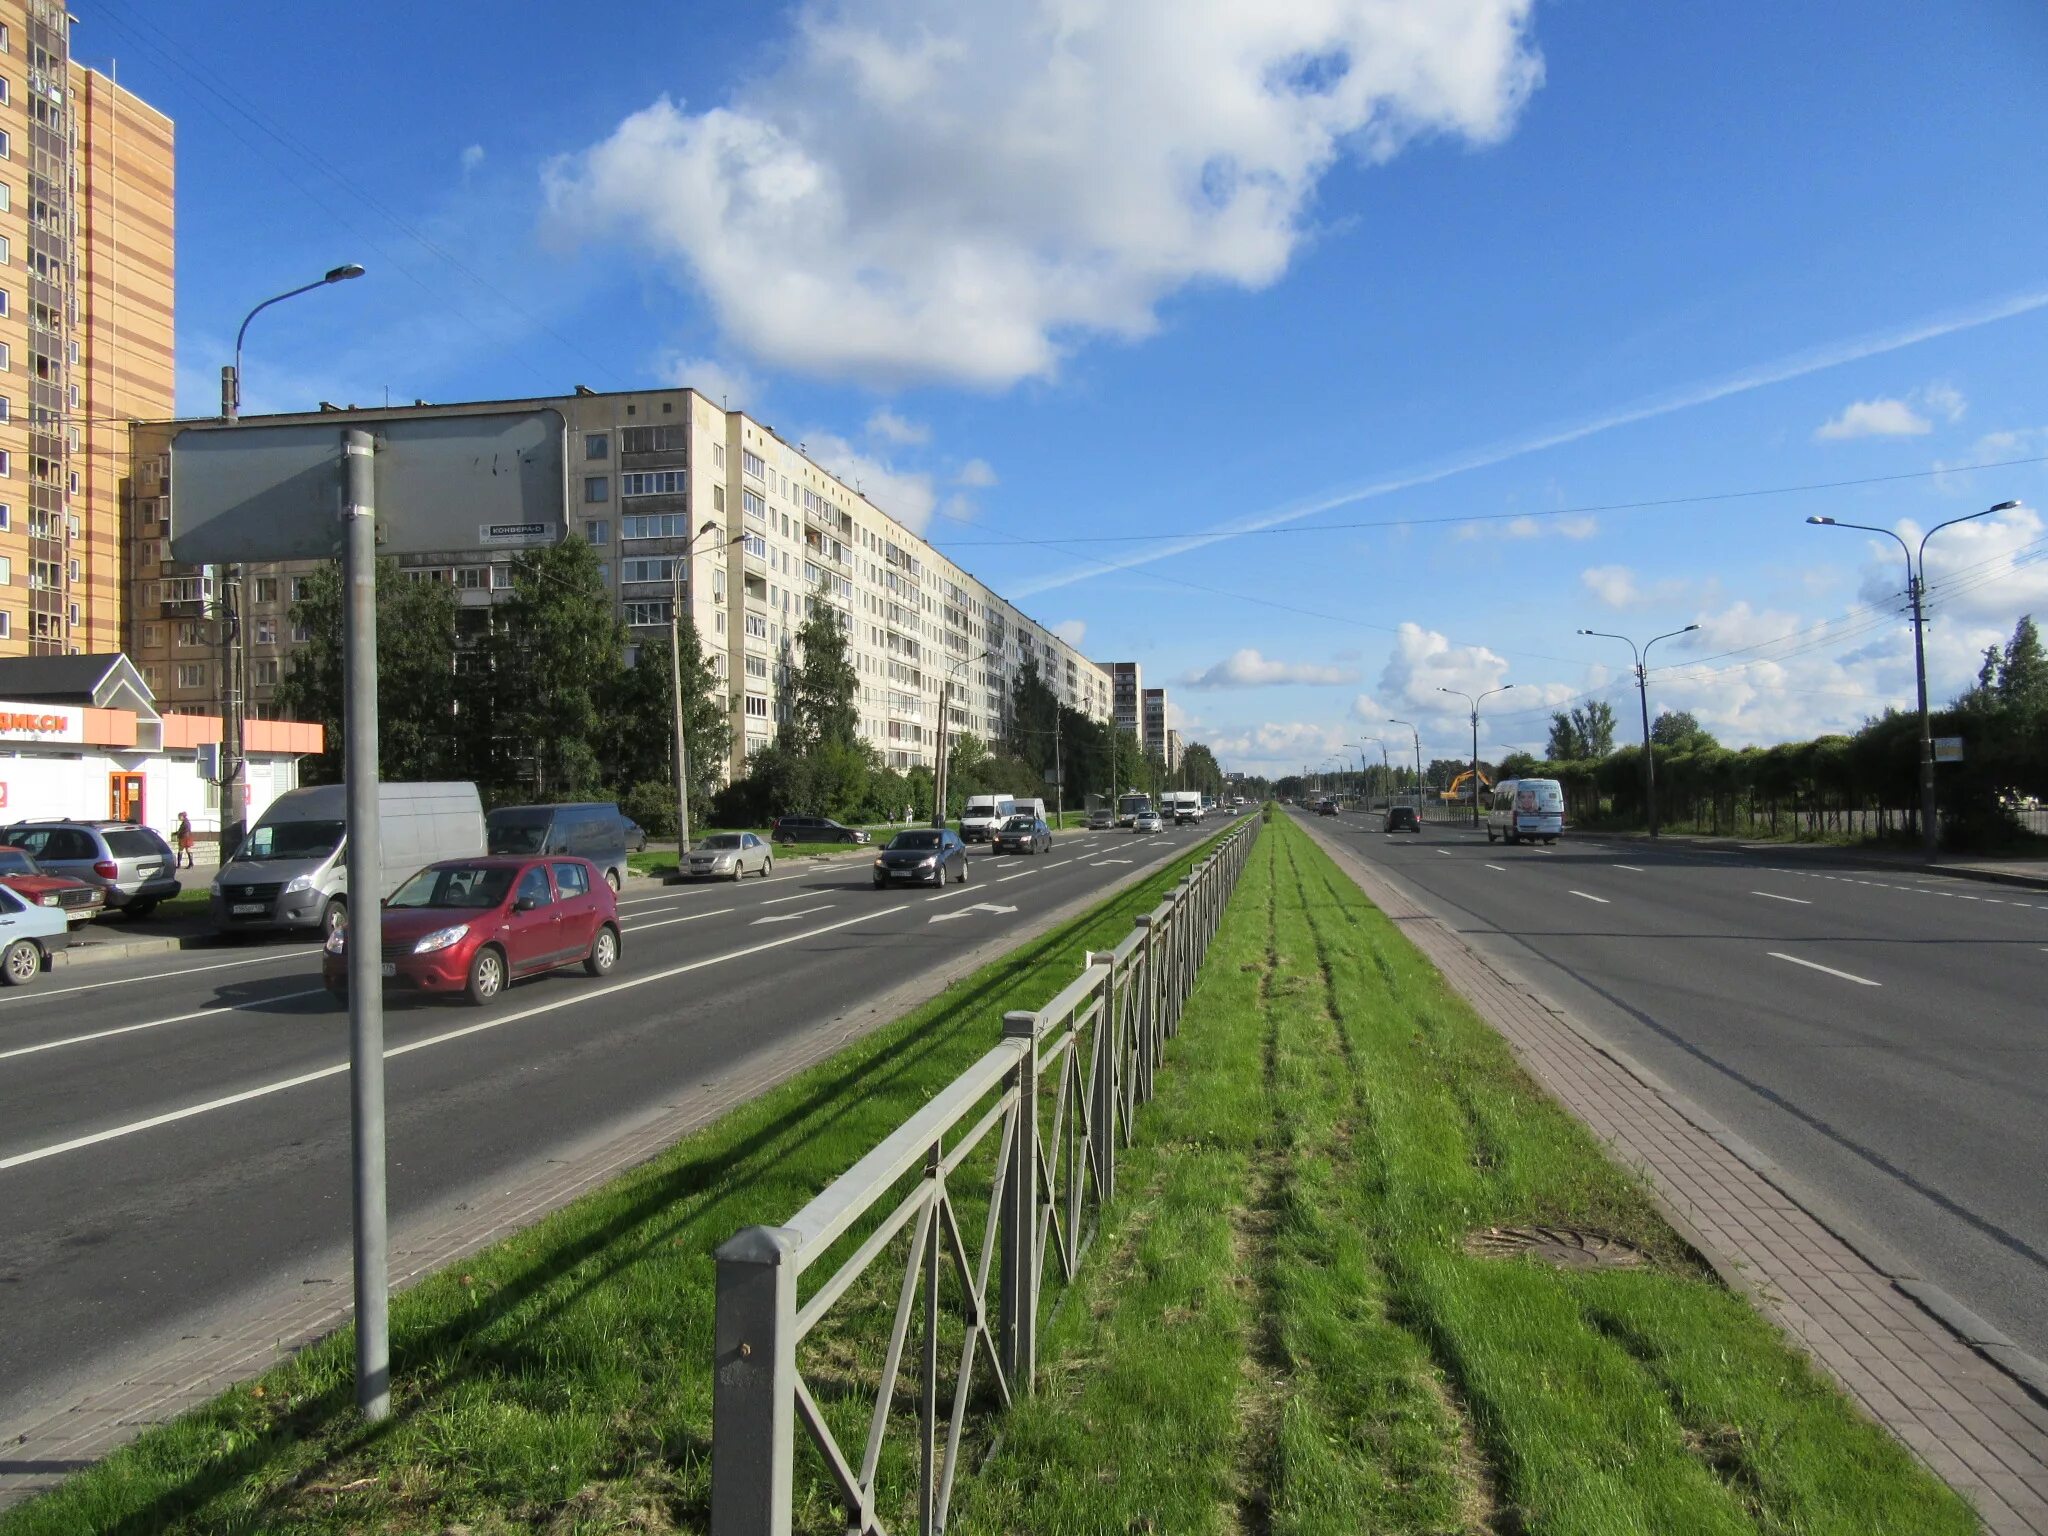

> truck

[
  {"left": 1163, "top": 790, "right": 1203, "bottom": 824},
  {"left": 959, "top": 793, "right": 1016, "bottom": 844}
]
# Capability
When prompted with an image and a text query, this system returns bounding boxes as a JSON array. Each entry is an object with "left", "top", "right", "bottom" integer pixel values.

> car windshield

[
  {"left": 487, "top": 814, "right": 551, "bottom": 854},
  {"left": 0, "top": 850, "right": 35, "bottom": 876},
  {"left": 699, "top": 834, "right": 742, "bottom": 850},
  {"left": 387, "top": 865, "right": 517, "bottom": 910},
  {"left": 239, "top": 820, "right": 345, "bottom": 861},
  {"left": 1001, "top": 816, "right": 1035, "bottom": 830},
  {"left": 888, "top": 831, "right": 943, "bottom": 851}
]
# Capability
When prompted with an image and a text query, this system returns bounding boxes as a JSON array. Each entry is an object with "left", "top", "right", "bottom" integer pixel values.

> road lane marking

[
  {"left": 1043, "top": 859, "right": 1074, "bottom": 869},
  {"left": 751, "top": 905, "right": 836, "bottom": 926},
  {"left": 1768, "top": 952, "right": 1881, "bottom": 987},
  {"left": 759, "top": 891, "right": 819, "bottom": 906},
  {"left": 1435, "top": 849, "right": 1452, "bottom": 857},
  {"left": 1751, "top": 891, "right": 1812, "bottom": 905},
  {"left": 1485, "top": 863, "right": 1506, "bottom": 872},
  {"left": 0, "top": 988, "right": 333, "bottom": 1063},
  {"left": 996, "top": 869, "right": 1039, "bottom": 882},
  {"left": 929, "top": 902, "right": 1020, "bottom": 925},
  {"left": 620, "top": 907, "right": 736, "bottom": 934},
  {"left": 0, "top": 947, "right": 322, "bottom": 1005},
  {"left": 1613, "top": 865, "right": 1646, "bottom": 872},
  {"left": 1568, "top": 891, "right": 1609, "bottom": 904},
  {"left": 1090, "top": 859, "right": 1133, "bottom": 868}
]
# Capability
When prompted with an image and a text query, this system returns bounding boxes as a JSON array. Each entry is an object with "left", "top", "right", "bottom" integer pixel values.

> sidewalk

[{"left": 1299, "top": 816, "right": 2048, "bottom": 1534}]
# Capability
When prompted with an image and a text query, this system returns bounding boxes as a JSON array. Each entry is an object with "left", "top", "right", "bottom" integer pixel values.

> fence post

[
  {"left": 1085, "top": 953, "right": 1117, "bottom": 1205},
  {"left": 998, "top": 1011, "right": 1040, "bottom": 1392},
  {"left": 711, "top": 1225, "right": 801, "bottom": 1536},
  {"left": 1134, "top": 913, "right": 1158, "bottom": 1101}
]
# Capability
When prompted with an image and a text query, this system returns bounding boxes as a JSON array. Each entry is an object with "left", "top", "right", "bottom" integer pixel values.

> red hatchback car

[{"left": 323, "top": 856, "right": 621, "bottom": 1005}]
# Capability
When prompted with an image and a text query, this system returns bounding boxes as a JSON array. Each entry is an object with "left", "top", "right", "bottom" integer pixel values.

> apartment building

[
  {"left": 1142, "top": 687, "right": 1168, "bottom": 760},
  {"left": 1107, "top": 661, "right": 1143, "bottom": 752},
  {"left": 0, "top": 1, "right": 174, "bottom": 657},
  {"left": 1164, "top": 728, "right": 1183, "bottom": 773},
  {"left": 128, "top": 387, "right": 1114, "bottom": 778}
]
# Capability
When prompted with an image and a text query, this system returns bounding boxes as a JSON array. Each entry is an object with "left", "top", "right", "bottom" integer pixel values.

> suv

[
  {"left": 2, "top": 821, "right": 181, "bottom": 916},
  {"left": 1383, "top": 805, "right": 1422, "bottom": 834},
  {"left": 769, "top": 814, "right": 871, "bottom": 846}
]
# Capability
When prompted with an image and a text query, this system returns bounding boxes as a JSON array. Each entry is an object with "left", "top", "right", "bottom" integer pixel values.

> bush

[{"left": 620, "top": 781, "right": 677, "bottom": 840}]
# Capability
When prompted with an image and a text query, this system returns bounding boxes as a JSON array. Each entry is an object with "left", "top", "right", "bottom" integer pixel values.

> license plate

[
  {"left": 232, "top": 903, "right": 266, "bottom": 915},
  {"left": 380, "top": 963, "right": 397, "bottom": 977}
]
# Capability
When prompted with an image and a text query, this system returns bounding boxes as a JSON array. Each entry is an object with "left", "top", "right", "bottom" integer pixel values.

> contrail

[{"left": 1012, "top": 284, "right": 2048, "bottom": 597}]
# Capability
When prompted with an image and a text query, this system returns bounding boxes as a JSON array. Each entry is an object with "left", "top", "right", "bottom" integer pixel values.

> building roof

[{"left": 0, "top": 653, "right": 149, "bottom": 709}]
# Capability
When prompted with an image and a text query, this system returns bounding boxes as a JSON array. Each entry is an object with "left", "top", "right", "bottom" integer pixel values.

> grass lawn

[
  {"left": 957, "top": 815, "right": 1973, "bottom": 1535},
  {"left": 0, "top": 829, "right": 1239, "bottom": 1536}
]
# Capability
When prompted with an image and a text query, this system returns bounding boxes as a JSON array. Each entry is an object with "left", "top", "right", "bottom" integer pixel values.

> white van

[
  {"left": 211, "top": 782, "right": 486, "bottom": 937},
  {"left": 960, "top": 794, "right": 1016, "bottom": 843},
  {"left": 1012, "top": 797, "right": 1048, "bottom": 824},
  {"left": 1487, "top": 778, "right": 1565, "bottom": 846}
]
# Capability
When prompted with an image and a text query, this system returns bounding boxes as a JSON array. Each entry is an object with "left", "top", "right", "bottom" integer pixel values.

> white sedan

[
  {"left": 1132, "top": 811, "right": 1166, "bottom": 834},
  {"left": 682, "top": 832, "right": 775, "bottom": 880}
]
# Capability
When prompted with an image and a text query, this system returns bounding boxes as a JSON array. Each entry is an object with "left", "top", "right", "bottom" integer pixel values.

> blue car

[{"left": 0, "top": 881, "right": 70, "bottom": 986}]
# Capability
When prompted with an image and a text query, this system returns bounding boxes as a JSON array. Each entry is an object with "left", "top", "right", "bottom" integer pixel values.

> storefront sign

[{"left": 0, "top": 704, "right": 83, "bottom": 744}]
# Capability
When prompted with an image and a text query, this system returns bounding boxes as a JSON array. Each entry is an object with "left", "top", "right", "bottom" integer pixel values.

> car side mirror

[{"left": 515, "top": 895, "right": 540, "bottom": 912}]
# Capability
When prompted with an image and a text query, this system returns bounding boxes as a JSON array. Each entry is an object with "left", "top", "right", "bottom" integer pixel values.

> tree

[
  {"left": 601, "top": 621, "right": 727, "bottom": 810},
  {"left": 787, "top": 595, "right": 860, "bottom": 751},
  {"left": 1650, "top": 709, "right": 1718, "bottom": 753},
  {"left": 1545, "top": 699, "right": 1618, "bottom": 760},
  {"left": 1005, "top": 660, "right": 1059, "bottom": 771},
  {"left": 273, "top": 558, "right": 459, "bottom": 784},
  {"left": 492, "top": 537, "right": 626, "bottom": 801},
  {"left": 1179, "top": 742, "right": 1223, "bottom": 796}
]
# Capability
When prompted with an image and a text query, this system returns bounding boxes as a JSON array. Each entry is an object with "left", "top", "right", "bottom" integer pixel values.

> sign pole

[{"left": 341, "top": 427, "right": 390, "bottom": 1422}]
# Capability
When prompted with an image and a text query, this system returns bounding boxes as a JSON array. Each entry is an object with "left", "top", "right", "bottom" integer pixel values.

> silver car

[
  {"left": 3, "top": 820, "right": 181, "bottom": 916},
  {"left": 682, "top": 831, "right": 774, "bottom": 881},
  {"left": 1132, "top": 811, "right": 1166, "bottom": 834}
]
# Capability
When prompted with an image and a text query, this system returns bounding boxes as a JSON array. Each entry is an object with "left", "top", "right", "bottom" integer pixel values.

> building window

[
  {"left": 585, "top": 432, "right": 608, "bottom": 460},
  {"left": 255, "top": 618, "right": 278, "bottom": 645},
  {"left": 141, "top": 621, "right": 160, "bottom": 646},
  {"left": 713, "top": 443, "right": 726, "bottom": 469},
  {"left": 0, "top": 289, "right": 7, "bottom": 318},
  {"left": 0, "top": 343, "right": 8, "bottom": 372},
  {"left": 714, "top": 568, "right": 726, "bottom": 602},
  {"left": 744, "top": 653, "right": 768, "bottom": 679},
  {"left": 621, "top": 512, "right": 689, "bottom": 540},
  {"left": 583, "top": 475, "right": 609, "bottom": 503},
  {"left": 176, "top": 663, "right": 209, "bottom": 690},
  {"left": 254, "top": 576, "right": 277, "bottom": 603},
  {"left": 742, "top": 449, "right": 766, "bottom": 481},
  {"left": 742, "top": 487, "right": 766, "bottom": 522},
  {"left": 0, "top": 612, "right": 10, "bottom": 640},
  {"left": 252, "top": 658, "right": 280, "bottom": 687},
  {"left": 291, "top": 576, "right": 311, "bottom": 601},
  {"left": 68, "top": 602, "right": 79, "bottom": 626},
  {"left": 623, "top": 599, "right": 672, "bottom": 627},
  {"left": 620, "top": 557, "right": 675, "bottom": 584},
  {"left": 0, "top": 131, "right": 9, "bottom": 161},
  {"left": 67, "top": 557, "right": 78, "bottom": 581},
  {"left": 0, "top": 236, "right": 9, "bottom": 266},
  {"left": 291, "top": 621, "right": 311, "bottom": 644},
  {"left": 620, "top": 470, "right": 685, "bottom": 497},
  {"left": 743, "top": 532, "right": 768, "bottom": 561},
  {"left": 744, "top": 693, "right": 769, "bottom": 718},
  {"left": 584, "top": 519, "right": 609, "bottom": 545},
  {"left": 0, "top": 556, "right": 9, "bottom": 584},
  {"left": 0, "top": 79, "right": 8, "bottom": 107},
  {"left": 621, "top": 424, "right": 685, "bottom": 454},
  {"left": 745, "top": 613, "right": 768, "bottom": 640},
  {"left": 491, "top": 564, "right": 514, "bottom": 589},
  {"left": 0, "top": 186, "right": 8, "bottom": 214}
]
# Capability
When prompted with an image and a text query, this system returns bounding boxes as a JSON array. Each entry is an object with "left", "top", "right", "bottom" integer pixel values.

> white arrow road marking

[
  {"left": 1769, "top": 952, "right": 1881, "bottom": 986},
  {"left": 1751, "top": 891, "right": 1811, "bottom": 905},
  {"left": 929, "top": 902, "right": 1021, "bottom": 924},
  {"left": 751, "top": 905, "right": 836, "bottom": 925},
  {"left": 1569, "top": 890, "right": 1609, "bottom": 904},
  {"left": 1090, "top": 858, "right": 1133, "bottom": 867}
]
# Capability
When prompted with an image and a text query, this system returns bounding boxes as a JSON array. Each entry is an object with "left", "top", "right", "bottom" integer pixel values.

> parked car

[
  {"left": 0, "top": 882, "right": 68, "bottom": 985},
  {"left": 0, "top": 845, "right": 106, "bottom": 924},
  {"left": 323, "top": 855, "right": 619, "bottom": 1006},
  {"left": 770, "top": 814, "right": 871, "bottom": 845},
  {"left": 212, "top": 782, "right": 485, "bottom": 939},
  {"left": 1132, "top": 811, "right": 1166, "bottom": 834},
  {"left": 1087, "top": 807, "right": 1116, "bottom": 831},
  {"left": 1383, "top": 805, "right": 1422, "bottom": 834},
  {"left": 3, "top": 821, "right": 180, "bottom": 916},
  {"left": 994, "top": 814, "right": 1052, "bottom": 854},
  {"left": 619, "top": 816, "right": 648, "bottom": 853},
  {"left": 872, "top": 828, "right": 968, "bottom": 887},
  {"left": 683, "top": 832, "right": 774, "bottom": 880},
  {"left": 487, "top": 802, "right": 630, "bottom": 892}
]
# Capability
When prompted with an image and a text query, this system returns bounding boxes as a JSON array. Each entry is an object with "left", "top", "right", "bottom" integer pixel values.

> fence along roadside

[{"left": 710, "top": 818, "right": 1261, "bottom": 1536}]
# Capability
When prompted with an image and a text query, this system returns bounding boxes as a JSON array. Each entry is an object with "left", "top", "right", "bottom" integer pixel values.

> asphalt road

[
  {"left": 0, "top": 823, "right": 1211, "bottom": 1428},
  {"left": 1294, "top": 805, "right": 2048, "bottom": 1367}
]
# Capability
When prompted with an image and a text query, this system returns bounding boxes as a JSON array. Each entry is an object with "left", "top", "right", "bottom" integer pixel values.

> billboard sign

[
  {"left": 169, "top": 410, "right": 566, "bottom": 565},
  {"left": 1933, "top": 736, "right": 1965, "bottom": 763}
]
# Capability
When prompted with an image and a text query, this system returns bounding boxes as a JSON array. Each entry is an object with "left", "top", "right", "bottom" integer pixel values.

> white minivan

[
  {"left": 1487, "top": 778, "right": 1565, "bottom": 846},
  {"left": 960, "top": 794, "right": 1017, "bottom": 844}
]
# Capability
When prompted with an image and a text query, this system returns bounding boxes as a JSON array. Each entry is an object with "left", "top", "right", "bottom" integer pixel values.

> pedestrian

[{"left": 175, "top": 811, "right": 195, "bottom": 870}]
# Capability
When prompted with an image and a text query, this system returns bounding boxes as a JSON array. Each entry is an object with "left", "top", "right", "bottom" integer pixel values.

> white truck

[
  {"left": 959, "top": 793, "right": 1016, "bottom": 844},
  {"left": 1164, "top": 790, "right": 1203, "bottom": 824}
]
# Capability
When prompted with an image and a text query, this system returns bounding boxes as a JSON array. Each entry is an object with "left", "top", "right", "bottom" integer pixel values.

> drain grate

[{"left": 1464, "top": 1225, "right": 1649, "bottom": 1270}]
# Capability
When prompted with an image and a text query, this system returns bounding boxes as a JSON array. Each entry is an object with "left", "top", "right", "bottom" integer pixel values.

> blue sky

[{"left": 94, "top": 0, "right": 2048, "bottom": 776}]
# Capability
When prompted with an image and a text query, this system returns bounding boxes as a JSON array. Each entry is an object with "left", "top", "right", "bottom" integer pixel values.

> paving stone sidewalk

[{"left": 1301, "top": 817, "right": 2048, "bottom": 1535}]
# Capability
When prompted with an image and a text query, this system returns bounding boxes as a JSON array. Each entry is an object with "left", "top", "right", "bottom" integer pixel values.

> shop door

[{"left": 109, "top": 773, "right": 145, "bottom": 824}]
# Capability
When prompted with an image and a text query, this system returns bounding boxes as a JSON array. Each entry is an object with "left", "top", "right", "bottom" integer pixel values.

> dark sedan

[
  {"left": 771, "top": 814, "right": 872, "bottom": 845},
  {"left": 993, "top": 814, "right": 1052, "bottom": 854},
  {"left": 1383, "top": 805, "right": 1422, "bottom": 833},
  {"left": 871, "top": 828, "right": 968, "bottom": 887}
]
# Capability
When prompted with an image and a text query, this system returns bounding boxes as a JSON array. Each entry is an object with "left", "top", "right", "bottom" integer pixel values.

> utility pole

[
  {"left": 1053, "top": 707, "right": 1063, "bottom": 828},
  {"left": 1389, "top": 718, "right": 1422, "bottom": 806},
  {"left": 1577, "top": 624, "right": 1698, "bottom": 837},
  {"left": 931, "top": 648, "right": 990, "bottom": 829},
  {"left": 670, "top": 523, "right": 744, "bottom": 865},
  {"left": 1439, "top": 685, "right": 1512, "bottom": 827},
  {"left": 1808, "top": 502, "right": 2017, "bottom": 857}
]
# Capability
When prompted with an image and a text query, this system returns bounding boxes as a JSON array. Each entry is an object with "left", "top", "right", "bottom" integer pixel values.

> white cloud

[
  {"left": 662, "top": 353, "right": 758, "bottom": 408},
  {"left": 1181, "top": 648, "right": 1361, "bottom": 690},
  {"left": 954, "top": 457, "right": 998, "bottom": 488},
  {"left": 1461, "top": 512, "right": 1600, "bottom": 541},
  {"left": 1815, "top": 397, "right": 1931, "bottom": 441},
  {"left": 460, "top": 143, "right": 485, "bottom": 176},
  {"left": 544, "top": 1, "right": 1543, "bottom": 388},
  {"left": 1580, "top": 564, "right": 1640, "bottom": 607},
  {"left": 802, "top": 431, "right": 936, "bottom": 532},
  {"left": 866, "top": 408, "right": 930, "bottom": 445},
  {"left": 1051, "top": 619, "right": 1087, "bottom": 648},
  {"left": 1203, "top": 721, "right": 1353, "bottom": 774},
  {"left": 1920, "top": 380, "right": 1967, "bottom": 424}
]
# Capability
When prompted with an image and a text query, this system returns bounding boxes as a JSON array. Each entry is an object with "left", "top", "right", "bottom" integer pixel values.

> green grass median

[
  {"left": 957, "top": 814, "right": 1972, "bottom": 1535},
  {"left": 1, "top": 829, "right": 1241, "bottom": 1536}
]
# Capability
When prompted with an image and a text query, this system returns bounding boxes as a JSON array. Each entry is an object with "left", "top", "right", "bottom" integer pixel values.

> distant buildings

[
  {"left": 1143, "top": 687, "right": 1167, "bottom": 760},
  {"left": 1164, "top": 728, "right": 1183, "bottom": 772}
]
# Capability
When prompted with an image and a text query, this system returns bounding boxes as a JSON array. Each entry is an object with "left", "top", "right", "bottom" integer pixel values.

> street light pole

[
  {"left": 1808, "top": 501, "right": 2018, "bottom": 857},
  {"left": 216, "top": 262, "right": 366, "bottom": 864},
  {"left": 1438, "top": 685, "right": 1512, "bottom": 827},
  {"left": 1576, "top": 623, "right": 1699, "bottom": 837},
  {"left": 670, "top": 523, "right": 746, "bottom": 869},
  {"left": 1388, "top": 718, "right": 1422, "bottom": 804},
  {"left": 931, "top": 648, "right": 991, "bottom": 829}
]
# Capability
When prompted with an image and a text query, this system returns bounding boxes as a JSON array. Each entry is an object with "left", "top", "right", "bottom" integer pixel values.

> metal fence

[{"left": 710, "top": 818, "right": 1262, "bottom": 1535}]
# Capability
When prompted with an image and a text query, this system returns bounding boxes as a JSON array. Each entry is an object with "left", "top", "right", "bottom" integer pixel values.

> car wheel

[
  {"left": 958, "top": 856, "right": 970, "bottom": 885},
  {"left": 321, "top": 898, "right": 347, "bottom": 940},
  {"left": 584, "top": 923, "right": 620, "bottom": 977},
  {"left": 761, "top": 856, "right": 774, "bottom": 877},
  {"left": 466, "top": 945, "right": 506, "bottom": 1005},
  {"left": 732, "top": 862, "right": 745, "bottom": 882},
  {"left": 124, "top": 898, "right": 158, "bottom": 919},
  {"left": 1485, "top": 828, "right": 1497, "bottom": 844},
  {"left": 1, "top": 938, "right": 41, "bottom": 986},
  {"left": 605, "top": 868, "right": 622, "bottom": 893}
]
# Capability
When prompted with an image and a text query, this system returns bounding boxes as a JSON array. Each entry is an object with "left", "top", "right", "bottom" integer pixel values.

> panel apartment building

[
  {"left": 0, "top": 0, "right": 174, "bottom": 657},
  {"left": 126, "top": 388, "right": 1114, "bottom": 779}
]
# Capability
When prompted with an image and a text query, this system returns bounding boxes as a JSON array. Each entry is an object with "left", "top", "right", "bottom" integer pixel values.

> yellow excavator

[{"left": 1439, "top": 767, "right": 1493, "bottom": 804}]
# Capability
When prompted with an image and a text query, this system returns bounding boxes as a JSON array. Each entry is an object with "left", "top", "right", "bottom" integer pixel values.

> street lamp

[
  {"left": 1350, "top": 738, "right": 1388, "bottom": 803},
  {"left": 1576, "top": 623, "right": 1699, "bottom": 837},
  {"left": 1807, "top": 500, "right": 2020, "bottom": 856},
  {"left": 670, "top": 521, "right": 746, "bottom": 867},
  {"left": 1438, "top": 684, "right": 1513, "bottom": 826},
  {"left": 212, "top": 262, "right": 367, "bottom": 865},
  {"left": 1388, "top": 718, "right": 1422, "bottom": 802},
  {"left": 931, "top": 647, "right": 993, "bottom": 828}
]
